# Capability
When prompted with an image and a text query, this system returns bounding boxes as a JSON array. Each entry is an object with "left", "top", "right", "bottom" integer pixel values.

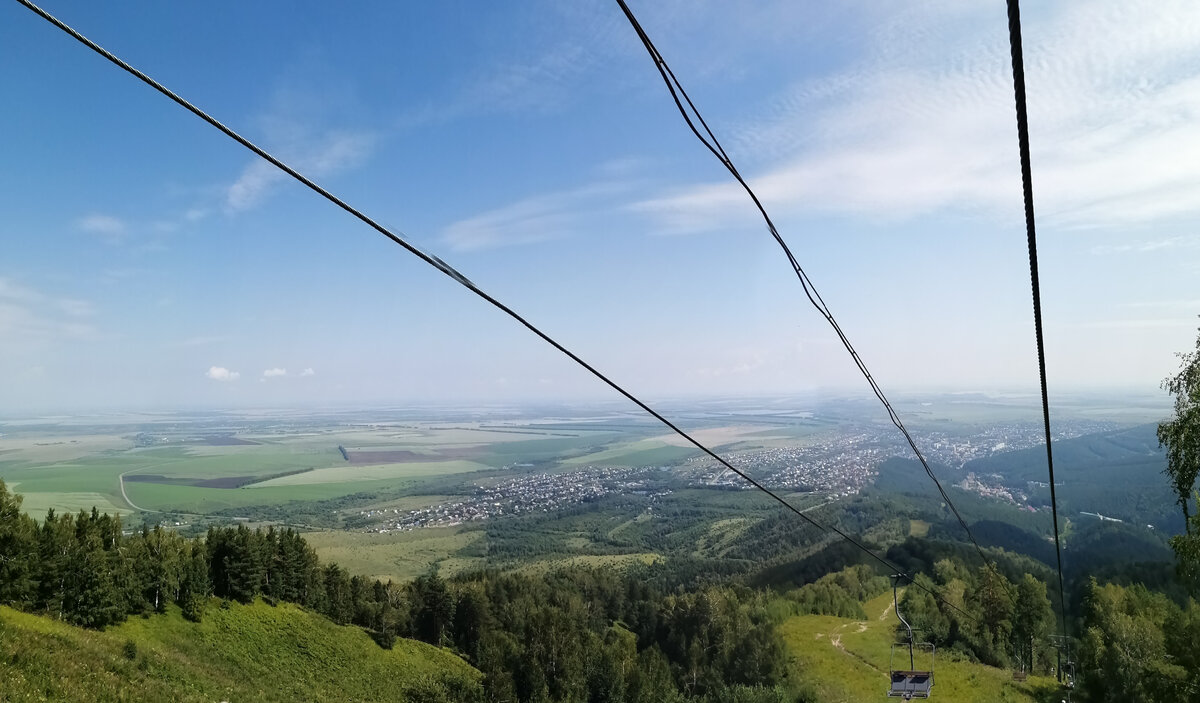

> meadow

[
  {"left": 780, "top": 590, "right": 1061, "bottom": 703},
  {"left": 0, "top": 600, "right": 479, "bottom": 702}
]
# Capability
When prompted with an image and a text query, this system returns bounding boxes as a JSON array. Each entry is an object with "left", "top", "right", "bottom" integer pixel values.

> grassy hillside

[
  {"left": 0, "top": 600, "right": 480, "bottom": 703},
  {"left": 782, "top": 591, "right": 1061, "bottom": 703}
]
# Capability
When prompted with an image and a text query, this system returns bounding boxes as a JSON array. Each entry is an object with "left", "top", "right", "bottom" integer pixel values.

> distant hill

[
  {"left": 0, "top": 599, "right": 481, "bottom": 703},
  {"left": 964, "top": 423, "right": 1179, "bottom": 529}
]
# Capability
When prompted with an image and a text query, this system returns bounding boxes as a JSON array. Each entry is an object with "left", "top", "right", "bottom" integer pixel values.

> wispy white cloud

[
  {"left": 263, "top": 367, "right": 287, "bottom": 378},
  {"left": 442, "top": 182, "right": 631, "bottom": 252},
  {"left": 226, "top": 131, "right": 373, "bottom": 212},
  {"left": 57, "top": 299, "right": 94, "bottom": 317},
  {"left": 76, "top": 214, "right": 127, "bottom": 244},
  {"left": 171, "top": 335, "right": 228, "bottom": 348},
  {"left": 205, "top": 366, "right": 240, "bottom": 381},
  {"left": 0, "top": 277, "right": 97, "bottom": 348},
  {"left": 1075, "top": 318, "right": 1198, "bottom": 330},
  {"left": 1090, "top": 236, "right": 1198, "bottom": 255},
  {"left": 299, "top": 367, "right": 315, "bottom": 377},
  {"left": 633, "top": 0, "right": 1200, "bottom": 232}
]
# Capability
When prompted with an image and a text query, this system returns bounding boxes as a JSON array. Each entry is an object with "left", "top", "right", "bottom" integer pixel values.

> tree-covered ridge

[{"left": 0, "top": 480, "right": 799, "bottom": 703}]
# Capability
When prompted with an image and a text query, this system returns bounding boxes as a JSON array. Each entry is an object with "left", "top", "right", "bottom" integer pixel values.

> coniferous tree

[
  {"left": 323, "top": 563, "right": 353, "bottom": 625},
  {"left": 35, "top": 509, "right": 73, "bottom": 618},
  {"left": 225, "top": 524, "right": 266, "bottom": 603},
  {"left": 452, "top": 584, "right": 490, "bottom": 663},
  {"left": 0, "top": 481, "right": 38, "bottom": 606},
  {"left": 62, "top": 510, "right": 123, "bottom": 628},
  {"left": 178, "top": 541, "right": 211, "bottom": 622},
  {"left": 413, "top": 570, "right": 456, "bottom": 646}
]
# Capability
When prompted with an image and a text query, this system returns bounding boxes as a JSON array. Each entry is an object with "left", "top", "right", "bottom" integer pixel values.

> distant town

[{"left": 353, "top": 418, "right": 1120, "bottom": 533}]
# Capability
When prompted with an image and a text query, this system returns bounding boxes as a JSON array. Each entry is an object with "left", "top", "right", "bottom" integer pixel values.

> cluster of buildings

[
  {"left": 913, "top": 420, "right": 1110, "bottom": 469},
  {"left": 685, "top": 432, "right": 883, "bottom": 497},
  {"left": 955, "top": 472, "right": 1025, "bottom": 504},
  {"left": 360, "top": 466, "right": 668, "bottom": 532}
]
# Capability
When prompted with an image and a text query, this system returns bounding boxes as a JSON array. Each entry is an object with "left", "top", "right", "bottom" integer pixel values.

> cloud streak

[
  {"left": 633, "top": 0, "right": 1200, "bottom": 232},
  {"left": 441, "top": 182, "right": 632, "bottom": 252},
  {"left": 225, "top": 130, "right": 372, "bottom": 212},
  {"left": 0, "top": 277, "right": 97, "bottom": 348}
]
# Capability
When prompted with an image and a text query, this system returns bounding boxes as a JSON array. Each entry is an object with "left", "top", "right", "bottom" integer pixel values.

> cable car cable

[
  {"left": 9, "top": 0, "right": 981, "bottom": 625},
  {"left": 614, "top": 0, "right": 993, "bottom": 571},
  {"left": 1004, "top": 0, "right": 1071, "bottom": 675}
]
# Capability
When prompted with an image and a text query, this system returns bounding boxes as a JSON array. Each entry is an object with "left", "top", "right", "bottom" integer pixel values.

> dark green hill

[
  {"left": 964, "top": 423, "right": 1178, "bottom": 529},
  {"left": 0, "top": 599, "right": 481, "bottom": 703}
]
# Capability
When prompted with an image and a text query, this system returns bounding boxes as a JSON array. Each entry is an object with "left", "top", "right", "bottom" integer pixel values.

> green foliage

[
  {"left": 0, "top": 483, "right": 792, "bottom": 703},
  {"left": 896, "top": 555, "right": 1057, "bottom": 673},
  {"left": 0, "top": 600, "right": 481, "bottom": 702},
  {"left": 1170, "top": 506, "right": 1200, "bottom": 594},
  {"left": 1158, "top": 324, "right": 1200, "bottom": 533},
  {"left": 783, "top": 564, "right": 889, "bottom": 618},
  {"left": 1078, "top": 579, "right": 1199, "bottom": 702}
]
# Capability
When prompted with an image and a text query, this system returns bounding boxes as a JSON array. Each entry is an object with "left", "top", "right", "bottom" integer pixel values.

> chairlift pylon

[{"left": 887, "top": 575, "right": 934, "bottom": 699}]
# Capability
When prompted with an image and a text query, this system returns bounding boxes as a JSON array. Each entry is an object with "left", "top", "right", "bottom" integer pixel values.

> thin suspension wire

[
  {"left": 613, "top": 0, "right": 993, "bottom": 570},
  {"left": 9, "top": 0, "right": 980, "bottom": 624},
  {"left": 1005, "top": 0, "right": 1070, "bottom": 669}
]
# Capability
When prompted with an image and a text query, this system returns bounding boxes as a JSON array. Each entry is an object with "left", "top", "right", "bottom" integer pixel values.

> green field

[
  {"left": 514, "top": 552, "right": 662, "bottom": 575},
  {"left": 302, "top": 526, "right": 485, "bottom": 583},
  {"left": 0, "top": 417, "right": 710, "bottom": 521},
  {"left": 908, "top": 519, "right": 931, "bottom": 537},
  {"left": 561, "top": 439, "right": 698, "bottom": 466},
  {"left": 249, "top": 460, "right": 488, "bottom": 487},
  {"left": 782, "top": 591, "right": 1060, "bottom": 702},
  {"left": 0, "top": 600, "right": 479, "bottom": 703}
]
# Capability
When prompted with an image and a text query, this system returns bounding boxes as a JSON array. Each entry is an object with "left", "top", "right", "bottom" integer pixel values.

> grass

[
  {"left": 560, "top": 439, "right": 697, "bottom": 466},
  {"left": 780, "top": 591, "right": 1061, "bottom": 703},
  {"left": 514, "top": 552, "right": 662, "bottom": 575},
  {"left": 909, "top": 519, "right": 931, "bottom": 538},
  {"left": 693, "top": 517, "right": 757, "bottom": 557},
  {"left": 14, "top": 489, "right": 131, "bottom": 517},
  {"left": 0, "top": 600, "right": 479, "bottom": 702},
  {"left": 248, "top": 460, "right": 488, "bottom": 487},
  {"left": 303, "top": 527, "right": 485, "bottom": 582}
]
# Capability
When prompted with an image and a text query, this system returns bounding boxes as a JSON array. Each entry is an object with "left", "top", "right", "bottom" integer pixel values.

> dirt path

[
  {"left": 119, "top": 469, "right": 159, "bottom": 513},
  {"left": 825, "top": 622, "right": 885, "bottom": 674}
]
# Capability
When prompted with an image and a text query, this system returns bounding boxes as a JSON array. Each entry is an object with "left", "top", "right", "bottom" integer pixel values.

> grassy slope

[
  {"left": 782, "top": 591, "right": 1061, "bottom": 703},
  {"left": 0, "top": 600, "right": 479, "bottom": 703},
  {"left": 304, "top": 526, "right": 485, "bottom": 582}
]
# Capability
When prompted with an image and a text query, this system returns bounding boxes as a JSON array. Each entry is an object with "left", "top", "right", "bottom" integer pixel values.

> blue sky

[{"left": 2, "top": 0, "right": 1199, "bottom": 413}]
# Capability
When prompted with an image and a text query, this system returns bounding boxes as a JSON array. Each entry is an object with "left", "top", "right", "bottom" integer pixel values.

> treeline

[
  {"left": 899, "top": 558, "right": 1054, "bottom": 673},
  {"left": 452, "top": 569, "right": 797, "bottom": 703},
  {"left": 0, "top": 482, "right": 803, "bottom": 703},
  {"left": 780, "top": 564, "right": 889, "bottom": 619},
  {"left": 1077, "top": 579, "right": 1200, "bottom": 701}
]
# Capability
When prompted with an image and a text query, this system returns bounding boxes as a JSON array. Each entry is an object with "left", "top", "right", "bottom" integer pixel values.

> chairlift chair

[{"left": 887, "top": 576, "right": 935, "bottom": 699}]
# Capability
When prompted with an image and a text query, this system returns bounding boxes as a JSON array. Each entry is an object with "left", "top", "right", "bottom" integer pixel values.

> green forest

[{"left": 5, "top": 470, "right": 1200, "bottom": 702}]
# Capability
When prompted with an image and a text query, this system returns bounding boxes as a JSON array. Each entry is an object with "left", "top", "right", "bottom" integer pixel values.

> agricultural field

[
  {"left": 301, "top": 526, "right": 485, "bottom": 583},
  {"left": 2, "top": 394, "right": 1160, "bottom": 585},
  {"left": 0, "top": 411, "right": 683, "bottom": 522}
]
